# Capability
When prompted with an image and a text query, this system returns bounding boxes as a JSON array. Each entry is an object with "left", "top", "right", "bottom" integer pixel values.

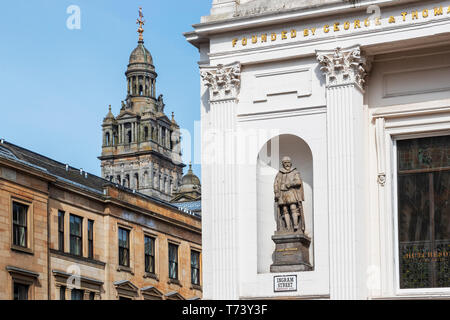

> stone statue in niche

[
  {"left": 271, "top": 156, "right": 312, "bottom": 272},
  {"left": 274, "top": 156, "right": 306, "bottom": 233}
]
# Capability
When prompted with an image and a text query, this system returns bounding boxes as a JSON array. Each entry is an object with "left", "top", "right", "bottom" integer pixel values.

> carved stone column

[
  {"left": 316, "top": 45, "right": 369, "bottom": 299},
  {"left": 200, "top": 62, "right": 241, "bottom": 300}
]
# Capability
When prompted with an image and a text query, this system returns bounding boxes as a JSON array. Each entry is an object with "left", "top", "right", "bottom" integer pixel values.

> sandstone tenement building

[{"left": 0, "top": 139, "right": 202, "bottom": 300}]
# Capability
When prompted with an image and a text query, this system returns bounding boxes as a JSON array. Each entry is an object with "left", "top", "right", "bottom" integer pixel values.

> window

[
  {"left": 60, "top": 286, "right": 66, "bottom": 300},
  {"left": 118, "top": 228, "right": 130, "bottom": 267},
  {"left": 191, "top": 250, "right": 200, "bottom": 286},
  {"left": 134, "top": 173, "right": 139, "bottom": 190},
  {"left": 105, "top": 132, "right": 110, "bottom": 146},
  {"left": 397, "top": 135, "right": 450, "bottom": 289},
  {"left": 89, "top": 292, "right": 95, "bottom": 300},
  {"left": 88, "top": 220, "right": 94, "bottom": 259},
  {"left": 168, "top": 243, "right": 178, "bottom": 280},
  {"left": 58, "top": 210, "right": 64, "bottom": 251},
  {"left": 71, "top": 289, "right": 84, "bottom": 300},
  {"left": 12, "top": 202, "right": 28, "bottom": 248},
  {"left": 70, "top": 215, "right": 83, "bottom": 256},
  {"left": 13, "top": 282, "right": 29, "bottom": 300},
  {"left": 144, "top": 236, "right": 155, "bottom": 274},
  {"left": 144, "top": 126, "right": 149, "bottom": 141},
  {"left": 162, "top": 128, "right": 166, "bottom": 147}
]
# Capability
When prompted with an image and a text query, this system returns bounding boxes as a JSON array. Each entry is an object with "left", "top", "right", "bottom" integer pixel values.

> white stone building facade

[{"left": 186, "top": 0, "right": 450, "bottom": 299}]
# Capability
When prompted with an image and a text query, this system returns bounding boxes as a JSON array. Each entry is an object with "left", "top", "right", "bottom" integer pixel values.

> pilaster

[
  {"left": 316, "top": 45, "right": 368, "bottom": 299},
  {"left": 200, "top": 61, "right": 241, "bottom": 300}
]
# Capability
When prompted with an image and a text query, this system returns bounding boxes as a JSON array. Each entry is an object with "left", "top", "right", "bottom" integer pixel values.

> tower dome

[
  {"left": 129, "top": 42, "right": 153, "bottom": 65},
  {"left": 181, "top": 164, "right": 201, "bottom": 188},
  {"left": 171, "top": 163, "right": 201, "bottom": 202},
  {"left": 125, "top": 8, "right": 157, "bottom": 98}
]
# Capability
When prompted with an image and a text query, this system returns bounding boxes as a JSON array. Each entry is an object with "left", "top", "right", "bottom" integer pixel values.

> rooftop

[{"left": 0, "top": 139, "right": 200, "bottom": 218}]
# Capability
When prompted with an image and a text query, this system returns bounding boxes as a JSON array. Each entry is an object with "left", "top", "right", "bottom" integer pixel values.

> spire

[
  {"left": 188, "top": 162, "right": 193, "bottom": 173},
  {"left": 103, "top": 104, "right": 115, "bottom": 122},
  {"left": 136, "top": 7, "right": 145, "bottom": 42}
]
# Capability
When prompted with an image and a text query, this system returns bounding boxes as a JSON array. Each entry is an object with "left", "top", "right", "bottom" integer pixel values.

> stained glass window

[{"left": 397, "top": 135, "right": 450, "bottom": 289}]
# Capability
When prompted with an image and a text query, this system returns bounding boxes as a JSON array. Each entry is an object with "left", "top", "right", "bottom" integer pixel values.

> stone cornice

[
  {"left": 186, "top": 0, "right": 422, "bottom": 44},
  {"left": 201, "top": 62, "right": 241, "bottom": 102},
  {"left": 316, "top": 45, "right": 369, "bottom": 90}
]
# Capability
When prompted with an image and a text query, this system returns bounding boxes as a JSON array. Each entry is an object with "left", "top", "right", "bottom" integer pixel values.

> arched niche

[{"left": 256, "top": 134, "right": 314, "bottom": 273}]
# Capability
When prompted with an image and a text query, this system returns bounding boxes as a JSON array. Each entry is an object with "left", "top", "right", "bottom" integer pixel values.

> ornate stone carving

[
  {"left": 316, "top": 45, "right": 368, "bottom": 90},
  {"left": 377, "top": 173, "right": 386, "bottom": 186},
  {"left": 201, "top": 62, "right": 241, "bottom": 101}
]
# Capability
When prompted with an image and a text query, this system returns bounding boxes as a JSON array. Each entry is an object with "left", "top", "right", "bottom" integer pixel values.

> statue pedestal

[{"left": 270, "top": 232, "right": 313, "bottom": 273}]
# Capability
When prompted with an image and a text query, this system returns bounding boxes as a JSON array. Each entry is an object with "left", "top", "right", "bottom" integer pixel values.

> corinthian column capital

[
  {"left": 201, "top": 62, "right": 241, "bottom": 102},
  {"left": 316, "top": 45, "right": 369, "bottom": 90}
]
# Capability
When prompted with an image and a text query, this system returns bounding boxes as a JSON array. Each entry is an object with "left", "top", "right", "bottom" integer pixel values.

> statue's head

[{"left": 281, "top": 156, "right": 292, "bottom": 170}]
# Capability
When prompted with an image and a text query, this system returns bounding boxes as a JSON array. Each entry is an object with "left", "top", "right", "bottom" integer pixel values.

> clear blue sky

[{"left": 0, "top": 0, "right": 209, "bottom": 179}]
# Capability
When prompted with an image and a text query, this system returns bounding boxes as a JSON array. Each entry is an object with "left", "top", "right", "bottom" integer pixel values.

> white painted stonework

[{"left": 186, "top": 0, "right": 450, "bottom": 299}]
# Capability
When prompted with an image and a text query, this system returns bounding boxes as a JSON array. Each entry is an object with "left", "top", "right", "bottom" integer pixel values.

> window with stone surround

[
  {"left": 71, "top": 289, "right": 84, "bottom": 300},
  {"left": 12, "top": 202, "right": 28, "bottom": 248},
  {"left": 118, "top": 227, "right": 130, "bottom": 267},
  {"left": 168, "top": 243, "right": 178, "bottom": 280},
  {"left": 13, "top": 282, "right": 29, "bottom": 300},
  {"left": 60, "top": 286, "right": 66, "bottom": 300},
  {"left": 70, "top": 214, "right": 83, "bottom": 256},
  {"left": 397, "top": 135, "right": 450, "bottom": 289},
  {"left": 191, "top": 250, "right": 200, "bottom": 286},
  {"left": 144, "top": 235, "right": 155, "bottom": 274},
  {"left": 88, "top": 219, "right": 94, "bottom": 259},
  {"left": 58, "top": 210, "right": 64, "bottom": 252}
]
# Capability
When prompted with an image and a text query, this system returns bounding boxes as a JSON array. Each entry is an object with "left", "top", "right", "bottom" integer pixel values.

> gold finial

[{"left": 136, "top": 7, "right": 145, "bottom": 42}]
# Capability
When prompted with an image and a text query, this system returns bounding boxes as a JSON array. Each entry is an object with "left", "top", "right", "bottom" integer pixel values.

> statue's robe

[{"left": 274, "top": 167, "right": 304, "bottom": 206}]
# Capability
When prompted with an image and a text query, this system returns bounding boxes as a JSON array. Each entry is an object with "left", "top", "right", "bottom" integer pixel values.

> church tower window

[
  {"left": 125, "top": 174, "right": 130, "bottom": 188},
  {"left": 134, "top": 173, "right": 139, "bottom": 190},
  {"left": 105, "top": 132, "right": 110, "bottom": 146}
]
